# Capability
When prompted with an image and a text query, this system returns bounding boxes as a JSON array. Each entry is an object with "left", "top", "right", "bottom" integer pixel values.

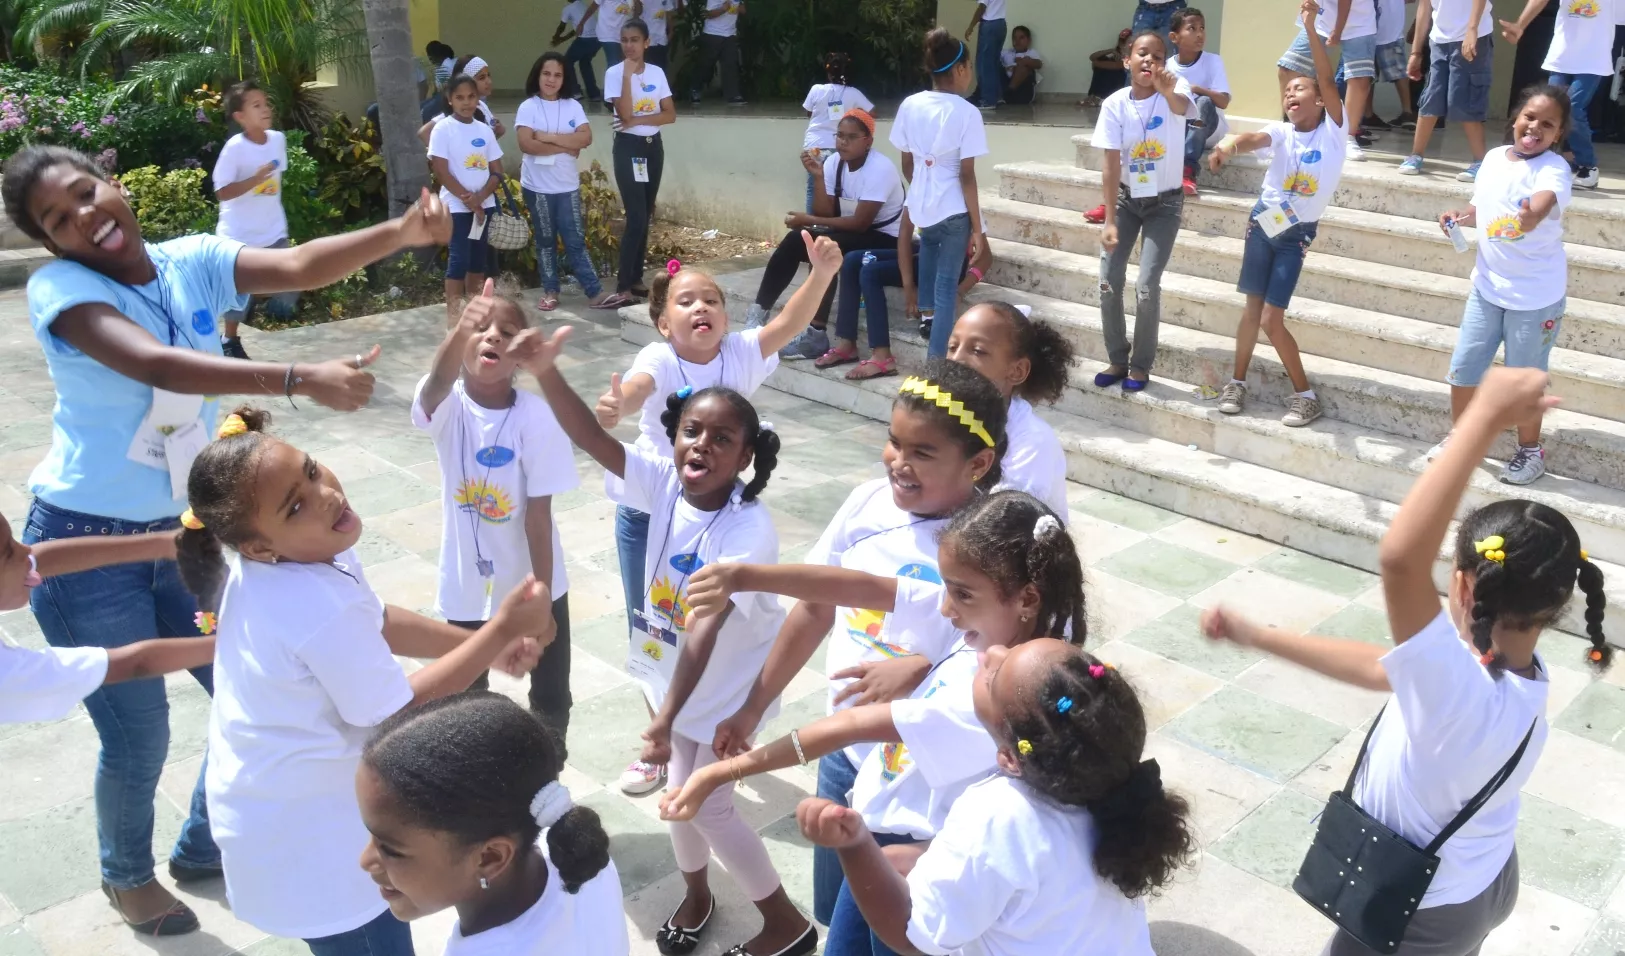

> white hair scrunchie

[
  {"left": 1014, "top": 304, "right": 1033, "bottom": 319},
  {"left": 463, "top": 56, "right": 489, "bottom": 77},
  {"left": 1033, "top": 514, "right": 1062, "bottom": 540},
  {"left": 530, "top": 781, "right": 574, "bottom": 829},
  {"left": 759, "top": 420, "right": 775, "bottom": 433}
]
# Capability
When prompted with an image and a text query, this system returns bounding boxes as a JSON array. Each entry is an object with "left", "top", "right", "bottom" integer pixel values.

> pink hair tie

[
  {"left": 1088, "top": 664, "right": 1106, "bottom": 679},
  {"left": 666, "top": 259, "right": 682, "bottom": 276}
]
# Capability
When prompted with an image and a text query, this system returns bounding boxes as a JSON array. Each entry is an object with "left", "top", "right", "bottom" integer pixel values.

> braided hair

[
  {"left": 660, "top": 386, "right": 780, "bottom": 502},
  {"left": 940, "top": 490, "right": 1086, "bottom": 643},
  {"left": 175, "top": 405, "right": 277, "bottom": 614},
  {"left": 1453, "top": 498, "right": 1610, "bottom": 672}
]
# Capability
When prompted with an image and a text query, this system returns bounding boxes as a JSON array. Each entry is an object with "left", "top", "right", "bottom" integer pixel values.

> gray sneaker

[
  {"left": 779, "top": 325, "right": 830, "bottom": 360},
  {"left": 1500, "top": 444, "right": 1546, "bottom": 485},
  {"left": 1282, "top": 394, "right": 1323, "bottom": 427},
  {"left": 1217, "top": 381, "right": 1246, "bottom": 415},
  {"left": 743, "top": 303, "right": 769, "bottom": 330},
  {"left": 1425, "top": 433, "right": 1451, "bottom": 461}
]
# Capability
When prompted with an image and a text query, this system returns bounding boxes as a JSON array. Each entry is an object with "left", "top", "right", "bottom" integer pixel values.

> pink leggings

[{"left": 668, "top": 731, "right": 784, "bottom": 901}]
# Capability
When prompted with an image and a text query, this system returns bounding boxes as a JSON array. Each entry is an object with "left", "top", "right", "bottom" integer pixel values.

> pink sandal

[
  {"left": 814, "top": 347, "right": 859, "bottom": 369},
  {"left": 845, "top": 356, "right": 898, "bottom": 380},
  {"left": 537, "top": 293, "right": 559, "bottom": 312},
  {"left": 590, "top": 292, "right": 634, "bottom": 310}
]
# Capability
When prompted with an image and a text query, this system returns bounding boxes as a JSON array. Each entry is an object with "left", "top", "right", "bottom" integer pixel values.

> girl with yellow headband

[{"left": 1202, "top": 367, "right": 1610, "bottom": 956}]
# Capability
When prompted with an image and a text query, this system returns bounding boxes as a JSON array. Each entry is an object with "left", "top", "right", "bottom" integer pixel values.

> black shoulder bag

[{"left": 1293, "top": 706, "right": 1537, "bottom": 955}]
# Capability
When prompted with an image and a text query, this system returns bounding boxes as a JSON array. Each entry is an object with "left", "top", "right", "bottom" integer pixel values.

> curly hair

[
  {"left": 175, "top": 405, "right": 277, "bottom": 614},
  {"left": 659, "top": 386, "right": 780, "bottom": 502},
  {"left": 940, "top": 490, "right": 1086, "bottom": 643},
  {"left": 1, "top": 145, "right": 108, "bottom": 242},
  {"left": 974, "top": 301, "right": 1075, "bottom": 405},
  {"left": 1454, "top": 498, "right": 1609, "bottom": 672},
  {"left": 895, "top": 358, "right": 1009, "bottom": 491}
]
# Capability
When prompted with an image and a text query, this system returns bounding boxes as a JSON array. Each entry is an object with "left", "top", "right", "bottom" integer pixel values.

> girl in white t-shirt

[
  {"left": 890, "top": 28, "right": 989, "bottom": 357},
  {"left": 173, "top": 408, "right": 554, "bottom": 955},
  {"left": 429, "top": 74, "right": 505, "bottom": 328},
  {"left": 1208, "top": 3, "right": 1345, "bottom": 429},
  {"left": 711, "top": 358, "right": 1009, "bottom": 926},
  {"left": 945, "top": 302, "right": 1074, "bottom": 519},
  {"left": 801, "top": 636, "right": 1195, "bottom": 956},
  {"left": 605, "top": 19, "right": 677, "bottom": 298},
  {"left": 524, "top": 331, "right": 817, "bottom": 956},
  {"left": 662, "top": 491, "right": 1088, "bottom": 953},
  {"left": 1203, "top": 367, "right": 1610, "bottom": 956},
  {"left": 800, "top": 53, "right": 875, "bottom": 212},
  {"left": 1430, "top": 85, "right": 1572, "bottom": 486},
  {"left": 358, "top": 692, "right": 627, "bottom": 956},
  {"left": 1500, "top": 0, "right": 1616, "bottom": 188}
]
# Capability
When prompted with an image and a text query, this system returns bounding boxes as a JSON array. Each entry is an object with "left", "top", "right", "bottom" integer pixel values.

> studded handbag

[{"left": 1293, "top": 706, "right": 1536, "bottom": 955}]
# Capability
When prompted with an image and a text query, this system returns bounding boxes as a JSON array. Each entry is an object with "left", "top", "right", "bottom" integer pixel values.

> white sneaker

[
  {"left": 1346, "top": 136, "right": 1367, "bottom": 162},
  {"left": 619, "top": 760, "right": 666, "bottom": 795},
  {"left": 1282, "top": 394, "right": 1322, "bottom": 428},
  {"left": 1573, "top": 165, "right": 1600, "bottom": 189},
  {"left": 1217, "top": 381, "right": 1246, "bottom": 415},
  {"left": 1425, "top": 433, "right": 1451, "bottom": 461},
  {"left": 1500, "top": 445, "right": 1546, "bottom": 485}
]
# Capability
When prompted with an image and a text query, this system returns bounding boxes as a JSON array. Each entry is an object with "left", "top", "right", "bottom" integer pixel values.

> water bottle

[{"left": 1445, "top": 217, "right": 1470, "bottom": 254}]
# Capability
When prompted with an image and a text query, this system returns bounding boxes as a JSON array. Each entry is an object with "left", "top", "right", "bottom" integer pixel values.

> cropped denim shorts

[{"left": 1446, "top": 287, "right": 1565, "bottom": 387}]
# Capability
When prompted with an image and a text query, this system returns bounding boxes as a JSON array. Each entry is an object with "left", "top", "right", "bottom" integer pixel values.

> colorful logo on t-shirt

[
  {"left": 1284, "top": 171, "right": 1319, "bottom": 196},
  {"left": 1567, "top": 0, "right": 1599, "bottom": 16},
  {"left": 474, "top": 445, "right": 515, "bottom": 468},
  {"left": 649, "top": 577, "right": 690, "bottom": 632},
  {"left": 251, "top": 177, "right": 279, "bottom": 196},
  {"left": 634, "top": 97, "right": 656, "bottom": 114},
  {"left": 454, "top": 478, "right": 514, "bottom": 523},
  {"left": 1129, "top": 139, "right": 1167, "bottom": 162},
  {"left": 192, "top": 309, "right": 215, "bottom": 336},
  {"left": 614, "top": 2, "right": 630, "bottom": 12},
  {"left": 471, "top": 137, "right": 487, "bottom": 147},
  {"left": 568, "top": 118, "right": 579, "bottom": 129},
  {"left": 671, "top": 552, "right": 703, "bottom": 574},
  {"left": 878, "top": 741, "right": 912, "bottom": 782},
  {"left": 843, "top": 607, "right": 907, "bottom": 658},
  {"left": 1483, "top": 215, "right": 1526, "bottom": 241},
  {"left": 896, "top": 563, "right": 942, "bottom": 583},
  {"left": 1145, "top": 115, "right": 1164, "bottom": 131},
  {"left": 463, "top": 154, "right": 489, "bottom": 170}
]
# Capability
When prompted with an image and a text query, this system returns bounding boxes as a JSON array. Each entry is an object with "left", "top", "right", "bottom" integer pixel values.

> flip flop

[
  {"left": 845, "top": 356, "right": 897, "bottom": 380},
  {"left": 537, "top": 293, "right": 559, "bottom": 312},
  {"left": 813, "top": 347, "right": 859, "bottom": 369},
  {"left": 590, "top": 292, "right": 634, "bottom": 310}
]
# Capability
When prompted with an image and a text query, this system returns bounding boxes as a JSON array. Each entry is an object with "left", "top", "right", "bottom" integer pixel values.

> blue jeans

[
  {"left": 525, "top": 187, "right": 602, "bottom": 298},
  {"left": 23, "top": 499, "right": 219, "bottom": 890},
  {"left": 614, "top": 505, "right": 650, "bottom": 637},
  {"left": 1549, "top": 72, "right": 1601, "bottom": 168},
  {"left": 918, "top": 212, "right": 973, "bottom": 357},
  {"left": 826, "top": 833, "right": 920, "bottom": 956},
  {"left": 1132, "top": 0, "right": 1186, "bottom": 39},
  {"left": 304, "top": 907, "right": 415, "bottom": 956},
  {"left": 602, "top": 42, "right": 624, "bottom": 68},
  {"left": 1237, "top": 203, "right": 1319, "bottom": 309},
  {"left": 836, "top": 248, "right": 901, "bottom": 349},
  {"left": 565, "top": 36, "right": 602, "bottom": 100},
  {"left": 975, "top": 19, "right": 1007, "bottom": 108},
  {"left": 1447, "top": 288, "right": 1566, "bottom": 387},
  {"left": 806, "top": 147, "right": 836, "bottom": 213},
  {"left": 814, "top": 751, "right": 859, "bottom": 925},
  {"left": 1185, "top": 94, "right": 1219, "bottom": 173},
  {"left": 445, "top": 211, "right": 490, "bottom": 280}
]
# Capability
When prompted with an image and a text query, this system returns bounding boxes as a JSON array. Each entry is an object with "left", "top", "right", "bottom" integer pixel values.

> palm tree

[{"left": 360, "top": 0, "right": 428, "bottom": 217}]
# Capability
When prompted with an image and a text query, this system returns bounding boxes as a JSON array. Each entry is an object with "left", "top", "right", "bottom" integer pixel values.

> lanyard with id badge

[
  {"left": 1256, "top": 123, "right": 1321, "bottom": 238},
  {"left": 533, "top": 100, "right": 564, "bottom": 167},
  {"left": 629, "top": 497, "right": 725, "bottom": 701},
  {"left": 126, "top": 262, "right": 212, "bottom": 500},
  {"left": 826, "top": 84, "right": 847, "bottom": 122},
  {"left": 457, "top": 400, "right": 515, "bottom": 616},
  {"left": 1126, "top": 95, "right": 1163, "bottom": 199}
]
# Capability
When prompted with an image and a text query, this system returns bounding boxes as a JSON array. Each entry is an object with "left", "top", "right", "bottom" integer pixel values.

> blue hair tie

[
  {"left": 1056, "top": 696, "right": 1073, "bottom": 715},
  {"left": 676, "top": 385, "right": 693, "bottom": 399},
  {"left": 932, "top": 41, "right": 966, "bottom": 73}
]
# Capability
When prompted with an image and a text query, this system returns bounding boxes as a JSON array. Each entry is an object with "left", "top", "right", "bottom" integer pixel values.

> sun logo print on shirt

[
  {"left": 649, "top": 577, "right": 689, "bottom": 634},
  {"left": 879, "top": 742, "right": 912, "bottom": 782},
  {"left": 463, "top": 154, "right": 489, "bottom": 171},
  {"left": 1567, "top": 0, "right": 1599, "bottom": 15},
  {"left": 1129, "top": 139, "right": 1166, "bottom": 162},
  {"left": 1484, "top": 215, "right": 1526, "bottom": 242},
  {"left": 634, "top": 97, "right": 657, "bottom": 115},
  {"left": 843, "top": 607, "right": 908, "bottom": 658},
  {"left": 1283, "top": 171, "right": 1319, "bottom": 196},
  {"left": 454, "top": 479, "right": 513, "bottom": 524},
  {"left": 251, "top": 177, "right": 279, "bottom": 196}
]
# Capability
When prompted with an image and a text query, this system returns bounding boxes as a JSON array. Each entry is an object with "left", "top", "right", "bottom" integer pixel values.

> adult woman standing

[
  {"left": 516, "top": 53, "right": 627, "bottom": 311},
  {"left": 0, "top": 145, "right": 449, "bottom": 937},
  {"left": 605, "top": 17, "right": 675, "bottom": 300}
]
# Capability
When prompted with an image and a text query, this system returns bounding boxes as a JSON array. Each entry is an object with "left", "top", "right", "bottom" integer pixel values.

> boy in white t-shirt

[
  {"left": 1000, "top": 25, "right": 1044, "bottom": 106},
  {"left": 1398, "top": 0, "right": 1495, "bottom": 181},
  {"left": 552, "top": 0, "right": 604, "bottom": 101},
  {"left": 1501, "top": 0, "right": 1619, "bottom": 188},
  {"left": 211, "top": 81, "right": 290, "bottom": 360},
  {"left": 1278, "top": 0, "right": 1379, "bottom": 161},
  {"left": 412, "top": 288, "right": 579, "bottom": 750},
  {"left": 1167, "top": 8, "right": 1230, "bottom": 194},
  {"left": 644, "top": 0, "right": 678, "bottom": 70},
  {"left": 691, "top": 0, "right": 744, "bottom": 104}
]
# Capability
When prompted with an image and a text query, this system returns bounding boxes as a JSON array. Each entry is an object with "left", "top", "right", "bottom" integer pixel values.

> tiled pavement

[{"left": 2, "top": 287, "right": 1625, "bottom": 956}]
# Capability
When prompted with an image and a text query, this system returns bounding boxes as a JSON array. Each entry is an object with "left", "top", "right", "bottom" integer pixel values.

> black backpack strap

[
  {"left": 832, "top": 159, "right": 902, "bottom": 232},
  {"left": 1424, "top": 719, "right": 1539, "bottom": 854}
]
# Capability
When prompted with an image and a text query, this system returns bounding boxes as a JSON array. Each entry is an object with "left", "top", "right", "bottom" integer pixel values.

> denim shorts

[
  {"left": 1374, "top": 39, "right": 1408, "bottom": 83},
  {"left": 1447, "top": 288, "right": 1565, "bottom": 387},
  {"left": 1418, "top": 37, "right": 1494, "bottom": 122},
  {"left": 446, "top": 210, "right": 491, "bottom": 280},
  {"left": 1280, "top": 28, "right": 1377, "bottom": 79},
  {"left": 1237, "top": 205, "right": 1319, "bottom": 309}
]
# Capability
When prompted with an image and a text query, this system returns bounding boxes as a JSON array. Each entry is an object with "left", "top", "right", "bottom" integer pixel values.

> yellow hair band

[
  {"left": 180, "top": 509, "right": 204, "bottom": 531},
  {"left": 898, "top": 377, "right": 994, "bottom": 448},
  {"left": 1580, "top": 549, "right": 1589, "bottom": 562},
  {"left": 217, "top": 414, "right": 248, "bottom": 440},
  {"left": 1474, "top": 535, "right": 1506, "bottom": 565},
  {"left": 1017, "top": 739, "right": 1033, "bottom": 756}
]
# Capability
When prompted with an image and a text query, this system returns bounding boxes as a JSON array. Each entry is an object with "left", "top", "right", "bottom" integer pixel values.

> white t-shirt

[
  {"left": 1469, "top": 147, "right": 1570, "bottom": 312},
  {"left": 704, "top": 0, "right": 739, "bottom": 37},
  {"left": 606, "top": 446, "right": 785, "bottom": 742},
  {"left": 1428, "top": 0, "right": 1494, "bottom": 43},
  {"left": 1375, "top": 0, "right": 1409, "bottom": 45},
  {"left": 597, "top": 0, "right": 636, "bottom": 43},
  {"left": 212, "top": 130, "right": 289, "bottom": 248},
  {"left": 906, "top": 775, "right": 1155, "bottom": 956},
  {"left": 890, "top": 91, "right": 990, "bottom": 230},
  {"left": 561, "top": 0, "right": 598, "bottom": 36},
  {"left": 429, "top": 117, "right": 501, "bottom": 213},
  {"left": 205, "top": 550, "right": 415, "bottom": 939},
  {"left": 443, "top": 838, "right": 629, "bottom": 955},
  {"left": 1310, "top": 0, "right": 1378, "bottom": 40},
  {"left": 624, "top": 330, "right": 777, "bottom": 459},
  {"left": 0, "top": 641, "right": 108, "bottom": 724},
  {"left": 514, "top": 96, "right": 590, "bottom": 195},
  {"left": 1168, "top": 51, "right": 1230, "bottom": 146},
  {"left": 1000, "top": 48, "right": 1043, "bottom": 86},
  {"left": 1257, "top": 110, "right": 1349, "bottom": 224},
  {"left": 604, "top": 62, "right": 673, "bottom": 137},
  {"left": 805, "top": 479, "right": 962, "bottom": 767},
  {"left": 802, "top": 83, "right": 876, "bottom": 149},
  {"left": 645, "top": 0, "right": 676, "bottom": 45},
  {"left": 981, "top": 0, "right": 1007, "bottom": 18},
  {"left": 997, "top": 397, "right": 1069, "bottom": 520},
  {"left": 822, "top": 151, "right": 907, "bottom": 238},
  {"left": 1354, "top": 611, "right": 1549, "bottom": 907},
  {"left": 412, "top": 377, "right": 578, "bottom": 622},
  {"left": 1090, "top": 82, "right": 1193, "bottom": 196},
  {"left": 1543, "top": 0, "right": 1618, "bottom": 76}
]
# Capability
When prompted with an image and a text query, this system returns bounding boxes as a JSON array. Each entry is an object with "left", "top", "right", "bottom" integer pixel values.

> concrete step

[
  {"left": 979, "top": 201, "right": 1625, "bottom": 425},
  {"left": 0, "top": 246, "right": 53, "bottom": 290},
  {"left": 618, "top": 298, "right": 1624, "bottom": 644},
  {"left": 997, "top": 161, "right": 1625, "bottom": 307},
  {"left": 1066, "top": 135, "right": 1625, "bottom": 251}
]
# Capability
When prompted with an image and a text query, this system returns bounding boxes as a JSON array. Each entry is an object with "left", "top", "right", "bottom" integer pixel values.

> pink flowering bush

[{"left": 0, "top": 66, "right": 224, "bottom": 172}]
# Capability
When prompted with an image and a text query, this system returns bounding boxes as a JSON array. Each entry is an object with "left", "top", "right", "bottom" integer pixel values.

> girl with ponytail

[
  {"left": 358, "top": 692, "right": 625, "bottom": 954},
  {"left": 178, "top": 407, "right": 556, "bottom": 956},
  {"left": 1203, "top": 366, "right": 1610, "bottom": 956}
]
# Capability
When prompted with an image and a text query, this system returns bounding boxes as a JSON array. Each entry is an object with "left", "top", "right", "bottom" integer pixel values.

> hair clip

[
  {"left": 759, "top": 420, "right": 775, "bottom": 433},
  {"left": 1088, "top": 663, "right": 1106, "bottom": 680},
  {"left": 1474, "top": 535, "right": 1506, "bottom": 565},
  {"left": 666, "top": 259, "right": 682, "bottom": 276},
  {"left": 1478, "top": 651, "right": 1496, "bottom": 666},
  {"left": 676, "top": 385, "right": 693, "bottom": 400},
  {"left": 1589, "top": 648, "right": 1605, "bottom": 663},
  {"left": 1016, "top": 739, "right": 1033, "bottom": 756},
  {"left": 1580, "top": 549, "right": 1589, "bottom": 562},
  {"left": 730, "top": 490, "right": 743, "bottom": 512},
  {"left": 217, "top": 413, "right": 248, "bottom": 440},
  {"left": 194, "top": 611, "right": 217, "bottom": 635},
  {"left": 180, "top": 508, "right": 205, "bottom": 531},
  {"left": 897, "top": 377, "right": 995, "bottom": 447},
  {"left": 1033, "top": 514, "right": 1062, "bottom": 540},
  {"left": 1056, "top": 696, "right": 1073, "bottom": 714}
]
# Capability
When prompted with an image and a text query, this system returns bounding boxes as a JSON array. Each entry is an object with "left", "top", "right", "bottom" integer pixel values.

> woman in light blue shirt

[{"left": 0, "top": 145, "right": 449, "bottom": 940}]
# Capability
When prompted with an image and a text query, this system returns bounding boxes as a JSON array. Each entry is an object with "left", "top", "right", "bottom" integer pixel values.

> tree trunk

[{"left": 360, "top": 0, "right": 429, "bottom": 218}]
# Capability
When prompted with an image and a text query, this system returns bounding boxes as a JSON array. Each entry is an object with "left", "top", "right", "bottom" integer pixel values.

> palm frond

[{"left": 113, "top": 47, "right": 227, "bottom": 102}]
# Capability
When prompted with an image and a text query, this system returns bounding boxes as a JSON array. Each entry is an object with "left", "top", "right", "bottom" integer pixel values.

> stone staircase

[{"left": 619, "top": 134, "right": 1625, "bottom": 641}]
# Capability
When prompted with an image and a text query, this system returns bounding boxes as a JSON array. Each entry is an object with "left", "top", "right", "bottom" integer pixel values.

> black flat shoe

[
  {"left": 101, "top": 881, "right": 200, "bottom": 937},
  {"left": 722, "top": 922, "right": 819, "bottom": 956},
  {"left": 168, "top": 859, "right": 224, "bottom": 885},
  {"left": 655, "top": 893, "right": 715, "bottom": 956}
]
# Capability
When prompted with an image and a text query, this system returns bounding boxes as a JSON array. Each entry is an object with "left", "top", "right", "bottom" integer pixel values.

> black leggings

[
  {"left": 754, "top": 227, "right": 897, "bottom": 326},
  {"left": 613, "top": 132, "right": 664, "bottom": 293}
]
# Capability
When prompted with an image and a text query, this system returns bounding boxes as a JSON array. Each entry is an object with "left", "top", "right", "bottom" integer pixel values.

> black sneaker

[
  {"left": 1364, "top": 113, "right": 1394, "bottom": 131},
  {"left": 917, "top": 316, "right": 933, "bottom": 339},
  {"left": 1394, "top": 111, "right": 1418, "bottom": 130},
  {"left": 221, "top": 337, "right": 250, "bottom": 360},
  {"left": 1355, "top": 131, "right": 1376, "bottom": 148},
  {"left": 727, "top": 96, "right": 747, "bottom": 106},
  {"left": 168, "top": 859, "right": 224, "bottom": 885}
]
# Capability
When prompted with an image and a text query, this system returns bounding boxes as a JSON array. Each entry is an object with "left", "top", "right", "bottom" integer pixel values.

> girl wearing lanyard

[
  {"left": 1208, "top": 0, "right": 1345, "bottom": 430},
  {"left": 605, "top": 18, "right": 676, "bottom": 301},
  {"left": 799, "top": 54, "right": 875, "bottom": 213},
  {"left": 0, "top": 144, "right": 448, "bottom": 937}
]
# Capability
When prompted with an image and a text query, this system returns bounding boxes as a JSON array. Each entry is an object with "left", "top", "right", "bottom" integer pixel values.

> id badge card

[
  {"left": 827, "top": 100, "right": 843, "bottom": 121},
  {"left": 1255, "top": 200, "right": 1299, "bottom": 238},
  {"left": 633, "top": 158, "right": 650, "bottom": 183},
  {"left": 1128, "top": 160, "right": 1157, "bottom": 198},
  {"left": 162, "top": 420, "right": 208, "bottom": 501},
  {"left": 535, "top": 154, "right": 558, "bottom": 166},
  {"left": 468, "top": 216, "right": 486, "bottom": 240},
  {"left": 629, "top": 608, "right": 679, "bottom": 696},
  {"left": 126, "top": 389, "right": 205, "bottom": 473}
]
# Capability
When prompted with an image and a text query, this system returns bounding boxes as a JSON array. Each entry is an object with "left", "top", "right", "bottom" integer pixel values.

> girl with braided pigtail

[{"left": 1203, "top": 366, "right": 1610, "bottom": 956}]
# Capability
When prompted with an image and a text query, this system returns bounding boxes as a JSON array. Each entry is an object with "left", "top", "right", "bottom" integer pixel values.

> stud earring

[{"left": 479, "top": 876, "right": 489, "bottom": 890}]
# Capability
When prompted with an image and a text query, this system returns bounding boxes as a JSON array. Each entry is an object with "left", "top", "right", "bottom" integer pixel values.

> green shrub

[
  {"left": 0, "top": 65, "right": 223, "bottom": 172},
  {"left": 282, "top": 132, "right": 341, "bottom": 242},
  {"left": 119, "top": 165, "right": 216, "bottom": 241}
]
